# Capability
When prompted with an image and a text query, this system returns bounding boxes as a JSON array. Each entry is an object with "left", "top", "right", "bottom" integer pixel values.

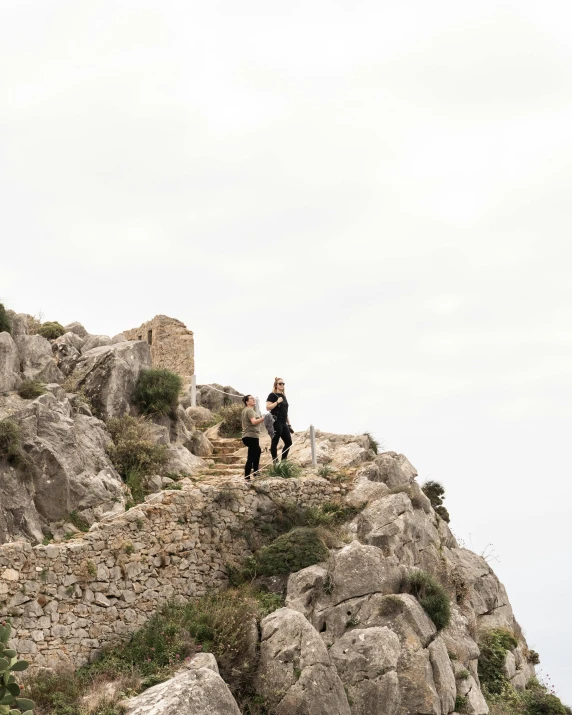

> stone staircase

[{"left": 190, "top": 435, "right": 247, "bottom": 485}]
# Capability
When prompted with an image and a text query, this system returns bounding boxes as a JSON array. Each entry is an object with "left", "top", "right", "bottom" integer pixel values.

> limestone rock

[
  {"left": 255, "top": 607, "right": 351, "bottom": 715},
  {"left": 121, "top": 664, "right": 241, "bottom": 715},
  {"left": 15, "top": 334, "right": 63, "bottom": 383},
  {"left": 0, "top": 332, "right": 21, "bottom": 392},
  {"left": 188, "top": 431, "right": 213, "bottom": 457},
  {"left": 82, "top": 335, "right": 112, "bottom": 352},
  {"left": 165, "top": 445, "right": 206, "bottom": 475},
  {"left": 197, "top": 384, "right": 242, "bottom": 412},
  {"left": 73, "top": 341, "right": 152, "bottom": 419},
  {"left": 428, "top": 636, "right": 456, "bottom": 714},
  {"left": 185, "top": 406, "right": 214, "bottom": 424},
  {"left": 64, "top": 322, "right": 89, "bottom": 338},
  {"left": 329, "top": 627, "right": 401, "bottom": 715},
  {"left": 52, "top": 333, "right": 83, "bottom": 376},
  {"left": 0, "top": 391, "right": 124, "bottom": 543},
  {"left": 373, "top": 452, "right": 417, "bottom": 488}
]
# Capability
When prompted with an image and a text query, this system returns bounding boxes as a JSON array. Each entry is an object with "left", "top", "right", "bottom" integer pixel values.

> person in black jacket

[{"left": 266, "top": 377, "right": 293, "bottom": 462}]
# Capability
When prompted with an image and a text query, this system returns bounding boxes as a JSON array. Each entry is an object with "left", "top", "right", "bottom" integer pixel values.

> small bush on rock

[
  {"left": 106, "top": 416, "right": 167, "bottom": 506},
  {"left": 421, "top": 480, "right": 450, "bottom": 523},
  {"left": 132, "top": 368, "right": 182, "bottom": 416},
  {"left": 219, "top": 403, "right": 243, "bottom": 437},
  {"left": 0, "top": 419, "right": 31, "bottom": 470},
  {"left": 0, "top": 304, "right": 11, "bottom": 334},
  {"left": 37, "top": 321, "right": 65, "bottom": 340},
  {"left": 18, "top": 379, "right": 46, "bottom": 400},
  {"left": 253, "top": 527, "right": 329, "bottom": 576},
  {"left": 402, "top": 570, "right": 451, "bottom": 630},
  {"left": 478, "top": 628, "right": 518, "bottom": 695}
]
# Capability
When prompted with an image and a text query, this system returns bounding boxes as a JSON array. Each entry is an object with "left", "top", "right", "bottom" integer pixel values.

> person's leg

[
  {"left": 281, "top": 423, "right": 292, "bottom": 460},
  {"left": 270, "top": 427, "right": 283, "bottom": 461},
  {"left": 243, "top": 437, "right": 256, "bottom": 477},
  {"left": 253, "top": 440, "right": 261, "bottom": 474}
]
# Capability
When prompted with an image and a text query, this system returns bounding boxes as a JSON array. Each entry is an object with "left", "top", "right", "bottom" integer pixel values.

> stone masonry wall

[
  {"left": 0, "top": 476, "right": 341, "bottom": 669},
  {"left": 123, "top": 315, "right": 194, "bottom": 378}
]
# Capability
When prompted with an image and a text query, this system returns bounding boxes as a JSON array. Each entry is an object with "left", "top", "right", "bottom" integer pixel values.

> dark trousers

[
  {"left": 271, "top": 422, "right": 292, "bottom": 461},
  {"left": 242, "top": 437, "right": 261, "bottom": 477}
]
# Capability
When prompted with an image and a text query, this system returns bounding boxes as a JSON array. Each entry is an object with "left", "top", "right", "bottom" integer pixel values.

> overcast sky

[{"left": 1, "top": 0, "right": 571, "bottom": 700}]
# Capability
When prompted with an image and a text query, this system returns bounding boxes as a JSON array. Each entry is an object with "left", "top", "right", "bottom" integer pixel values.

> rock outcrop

[
  {"left": 0, "top": 389, "right": 125, "bottom": 543},
  {"left": 122, "top": 653, "right": 241, "bottom": 715},
  {"left": 0, "top": 333, "right": 21, "bottom": 392},
  {"left": 73, "top": 341, "right": 152, "bottom": 419}
]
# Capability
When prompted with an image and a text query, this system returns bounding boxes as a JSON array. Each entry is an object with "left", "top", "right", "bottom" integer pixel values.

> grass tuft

[
  {"left": 252, "top": 527, "right": 329, "bottom": 576},
  {"left": 401, "top": 570, "right": 451, "bottom": 630},
  {"left": 0, "top": 303, "right": 11, "bottom": 333},
  {"left": 264, "top": 460, "right": 302, "bottom": 479},
  {"left": 18, "top": 379, "right": 46, "bottom": 399}
]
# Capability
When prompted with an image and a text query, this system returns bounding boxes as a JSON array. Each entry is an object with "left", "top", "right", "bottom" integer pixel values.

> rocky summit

[{"left": 0, "top": 309, "right": 562, "bottom": 715}]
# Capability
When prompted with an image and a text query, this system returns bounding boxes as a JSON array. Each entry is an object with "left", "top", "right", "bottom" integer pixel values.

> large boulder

[
  {"left": 164, "top": 444, "right": 206, "bottom": 475},
  {"left": 196, "top": 384, "right": 242, "bottom": 412},
  {"left": 0, "top": 332, "right": 21, "bottom": 392},
  {"left": 0, "top": 391, "right": 124, "bottom": 543},
  {"left": 373, "top": 452, "right": 417, "bottom": 489},
  {"left": 329, "top": 627, "right": 401, "bottom": 715},
  {"left": 15, "top": 334, "right": 63, "bottom": 383},
  {"left": 81, "top": 334, "right": 112, "bottom": 352},
  {"left": 188, "top": 431, "right": 213, "bottom": 457},
  {"left": 73, "top": 341, "right": 152, "bottom": 419},
  {"left": 52, "top": 333, "right": 84, "bottom": 376},
  {"left": 121, "top": 660, "right": 241, "bottom": 715},
  {"left": 255, "top": 607, "right": 351, "bottom": 715},
  {"left": 64, "top": 321, "right": 89, "bottom": 338}
]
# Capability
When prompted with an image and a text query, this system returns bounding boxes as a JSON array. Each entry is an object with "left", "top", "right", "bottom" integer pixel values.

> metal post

[
  {"left": 255, "top": 397, "right": 261, "bottom": 414},
  {"left": 191, "top": 375, "right": 197, "bottom": 408},
  {"left": 310, "top": 424, "right": 317, "bottom": 467}
]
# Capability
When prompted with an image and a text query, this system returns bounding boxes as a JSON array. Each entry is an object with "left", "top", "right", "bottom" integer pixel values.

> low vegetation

[
  {"left": 0, "top": 419, "right": 32, "bottom": 473},
  {"left": 248, "top": 527, "right": 329, "bottom": 577},
  {"left": 0, "top": 303, "right": 11, "bottom": 334},
  {"left": 37, "top": 321, "right": 65, "bottom": 340},
  {"left": 264, "top": 460, "right": 302, "bottom": 479},
  {"left": 24, "top": 586, "right": 281, "bottom": 715},
  {"left": 478, "top": 629, "right": 569, "bottom": 715},
  {"left": 421, "top": 480, "right": 450, "bottom": 523},
  {"left": 218, "top": 403, "right": 243, "bottom": 437},
  {"left": 18, "top": 379, "right": 46, "bottom": 399},
  {"left": 106, "top": 415, "right": 168, "bottom": 505},
  {"left": 132, "top": 368, "right": 182, "bottom": 417},
  {"left": 401, "top": 570, "right": 451, "bottom": 630},
  {"left": 364, "top": 432, "right": 379, "bottom": 454}
]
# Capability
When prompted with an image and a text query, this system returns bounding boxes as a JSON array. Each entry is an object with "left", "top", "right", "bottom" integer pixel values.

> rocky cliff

[{"left": 0, "top": 309, "right": 558, "bottom": 715}]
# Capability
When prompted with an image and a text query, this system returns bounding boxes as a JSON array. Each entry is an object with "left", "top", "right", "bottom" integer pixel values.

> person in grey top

[{"left": 241, "top": 394, "right": 264, "bottom": 480}]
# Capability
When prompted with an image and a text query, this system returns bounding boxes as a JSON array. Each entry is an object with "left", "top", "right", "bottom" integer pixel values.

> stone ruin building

[{"left": 123, "top": 315, "right": 195, "bottom": 379}]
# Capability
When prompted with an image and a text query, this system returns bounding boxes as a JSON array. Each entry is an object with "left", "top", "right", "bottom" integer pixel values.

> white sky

[{"left": 1, "top": 0, "right": 571, "bottom": 700}]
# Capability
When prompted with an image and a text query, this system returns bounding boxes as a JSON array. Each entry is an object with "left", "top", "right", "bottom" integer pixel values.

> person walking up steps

[
  {"left": 241, "top": 394, "right": 264, "bottom": 481},
  {"left": 266, "top": 377, "right": 293, "bottom": 462}
]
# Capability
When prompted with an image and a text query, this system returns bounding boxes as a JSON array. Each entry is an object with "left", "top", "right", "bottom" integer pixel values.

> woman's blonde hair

[{"left": 273, "top": 377, "right": 286, "bottom": 394}]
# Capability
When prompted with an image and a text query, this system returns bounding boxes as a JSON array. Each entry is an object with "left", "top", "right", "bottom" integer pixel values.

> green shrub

[
  {"left": 68, "top": 510, "right": 90, "bottom": 533},
  {"left": 264, "top": 460, "right": 302, "bottom": 479},
  {"left": 132, "top": 368, "right": 182, "bottom": 416},
  {"left": 253, "top": 527, "right": 329, "bottom": 576},
  {"left": 0, "top": 419, "right": 31, "bottom": 471},
  {"left": 0, "top": 621, "right": 35, "bottom": 715},
  {"left": 0, "top": 304, "right": 11, "bottom": 334},
  {"left": 37, "top": 321, "right": 65, "bottom": 340},
  {"left": 455, "top": 695, "right": 468, "bottom": 712},
  {"left": 421, "top": 480, "right": 450, "bottom": 522},
  {"left": 106, "top": 416, "right": 167, "bottom": 479},
  {"left": 317, "top": 465, "right": 334, "bottom": 477},
  {"left": 219, "top": 403, "right": 243, "bottom": 437},
  {"left": 478, "top": 629, "right": 518, "bottom": 695},
  {"left": 524, "top": 680, "right": 569, "bottom": 715},
  {"left": 402, "top": 570, "right": 451, "bottom": 630},
  {"left": 18, "top": 379, "right": 46, "bottom": 400}
]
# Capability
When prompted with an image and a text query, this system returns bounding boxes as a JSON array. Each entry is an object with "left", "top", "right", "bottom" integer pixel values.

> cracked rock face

[
  {"left": 255, "top": 607, "right": 351, "bottom": 715},
  {"left": 0, "top": 390, "right": 124, "bottom": 544},
  {"left": 73, "top": 341, "right": 152, "bottom": 419}
]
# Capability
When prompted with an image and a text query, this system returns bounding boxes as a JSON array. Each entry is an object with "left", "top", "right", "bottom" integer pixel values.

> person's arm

[
  {"left": 266, "top": 394, "right": 283, "bottom": 411},
  {"left": 250, "top": 415, "right": 265, "bottom": 425}
]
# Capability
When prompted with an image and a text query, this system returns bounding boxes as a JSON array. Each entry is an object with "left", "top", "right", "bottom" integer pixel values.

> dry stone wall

[
  {"left": 122, "top": 315, "right": 194, "bottom": 379},
  {"left": 0, "top": 476, "right": 340, "bottom": 669}
]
